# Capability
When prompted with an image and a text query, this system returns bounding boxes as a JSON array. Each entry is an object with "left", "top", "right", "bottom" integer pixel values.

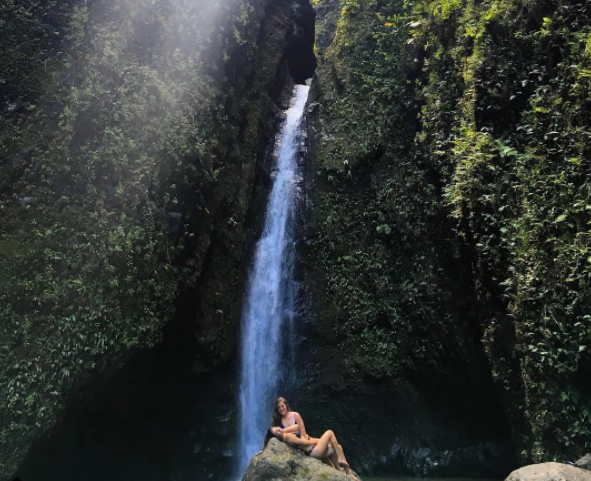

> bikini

[
  {"left": 281, "top": 413, "right": 302, "bottom": 438},
  {"left": 283, "top": 413, "right": 314, "bottom": 455}
]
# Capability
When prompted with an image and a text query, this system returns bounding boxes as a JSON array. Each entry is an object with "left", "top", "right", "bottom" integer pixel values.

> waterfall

[{"left": 236, "top": 84, "right": 310, "bottom": 473}]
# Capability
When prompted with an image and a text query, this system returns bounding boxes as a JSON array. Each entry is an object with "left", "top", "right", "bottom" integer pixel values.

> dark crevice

[{"left": 286, "top": 1, "right": 318, "bottom": 84}]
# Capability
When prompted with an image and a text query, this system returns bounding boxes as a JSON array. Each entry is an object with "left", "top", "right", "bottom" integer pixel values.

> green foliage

[
  {"left": 427, "top": 0, "right": 591, "bottom": 461},
  {"left": 313, "top": 0, "right": 591, "bottom": 463},
  {"left": 0, "top": 0, "right": 268, "bottom": 474},
  {"left": 311, "top": 0, "right": 467, "bottom": 378},
  {"left": 341, "top": 0, "right": 361, "bottom": 15}
]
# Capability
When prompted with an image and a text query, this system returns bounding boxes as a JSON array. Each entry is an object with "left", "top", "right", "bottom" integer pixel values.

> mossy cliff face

[
  {"left": 0, "top": 0, "right": 310, "bottom": 478},
  {"left": 304, "top": 0, "right": 591, "bottom": 471}
]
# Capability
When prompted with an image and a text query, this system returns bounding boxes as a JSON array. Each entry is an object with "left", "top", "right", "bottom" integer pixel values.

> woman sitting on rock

[
  {"left": 264, "top": 426, "right": 352, "bottom": 475},
  {"left": 272, "top": 396, "right": 311, "bottom": 439},
  {"left": 271, "top": 396, "right": 351, "bottom": 471}
]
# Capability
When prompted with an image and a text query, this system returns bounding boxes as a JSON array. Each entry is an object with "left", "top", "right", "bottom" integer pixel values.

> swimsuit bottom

[{"left": 305, "top": 446, "right": 315, "bottom": 456}]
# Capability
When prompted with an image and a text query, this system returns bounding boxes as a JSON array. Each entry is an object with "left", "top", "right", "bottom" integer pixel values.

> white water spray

[{"left": 237, "top": 84, "right": 310, "bottom": 473}]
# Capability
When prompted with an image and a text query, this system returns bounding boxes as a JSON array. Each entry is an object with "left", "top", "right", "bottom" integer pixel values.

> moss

[
  {"left": 311, "top": 0, "right": 591, "bottom": 463},
  {"left": 0, "top": 0, "right": 302, "bottom": 476},
  {"left": 309, "top": 0, "right": 466, "bottom": 381}
]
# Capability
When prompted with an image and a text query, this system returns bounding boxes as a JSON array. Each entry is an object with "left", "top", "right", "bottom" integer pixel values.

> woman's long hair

[
  {"left": 272, "top": 396, "right": 291, "bottom": 427},
  {"left": 263, "top": 428, "right": 275, "bottom": 448}
]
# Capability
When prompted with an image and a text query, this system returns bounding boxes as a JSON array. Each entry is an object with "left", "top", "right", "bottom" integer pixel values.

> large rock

[
  {"left": 243, "top": 438, "right": 356, "bottom": 481},
  {"left": 575, "top": 455, "right": 591, "bottom": 471},
  {"left": 506, "top": 463, "right": 591, "bottom": 481}
]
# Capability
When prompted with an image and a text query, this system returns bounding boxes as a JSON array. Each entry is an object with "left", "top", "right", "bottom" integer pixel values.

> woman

[
  {"left": 272, "top": 397, "right": 310, "bottom": 439},
  {"left": 271, "top": 396, "right": 351, "bottom": 470},
  {"left": 265, "top": 426, "right": 351, "bottom": 475}
]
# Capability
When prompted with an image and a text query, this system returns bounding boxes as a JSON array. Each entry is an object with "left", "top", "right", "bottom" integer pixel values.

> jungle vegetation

[
  {"left": 311, "top": 0, "right": 591, "bottom": 463},
  {"left": 0, "top": 0, "right": 271, "bottom": 475},
  {"left": 1, "top": 0, "right": 591, "bottom": 474}
]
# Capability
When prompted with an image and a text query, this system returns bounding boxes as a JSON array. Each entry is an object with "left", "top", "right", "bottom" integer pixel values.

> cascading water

[{"left": 237, "top": 84, "right": 310, "bottom": 473}]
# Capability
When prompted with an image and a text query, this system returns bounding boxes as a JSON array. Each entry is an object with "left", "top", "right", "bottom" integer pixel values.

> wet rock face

[
  {"left": 242, "top": 438, "right": 351, "bottom": 481},
  {"left": 385, "top": 439, "right": 516, "bottom": 478},
  {"left": 506, "top": 463, "right": 591, "bottom": 481},
  {"left": 282, "top": 375, "right": 517, "bottom": 478},
  {"left": 17, "top": 356, "right": 240, "bottom": 481}
]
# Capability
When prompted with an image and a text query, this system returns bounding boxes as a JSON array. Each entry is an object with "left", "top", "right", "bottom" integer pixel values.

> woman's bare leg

[
  {"left": 310, "top": 431, "right": 349, "bottom": 472},
  {"left": 333, "top": 440, "right": 349, "bottom": 466},
  {"left": 309, "top": 430, "right": 335, "bottom": 459},
  {"left": 321, "top": 448, "right": 336, "bottom": 469},
  {"left": 326, "top": 447, "right": 341, "bottom": 471},
  {"left": 326, "top": 432, "right": 350, "bottom": 474}
]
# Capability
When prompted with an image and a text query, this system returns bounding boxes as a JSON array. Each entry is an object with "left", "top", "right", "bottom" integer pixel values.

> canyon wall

[
  {"left": 296, "top": 0, "right": 591, "bottom": 473},
  {"left": 0, "top": 0, "right": 315, "bottom": 478}
]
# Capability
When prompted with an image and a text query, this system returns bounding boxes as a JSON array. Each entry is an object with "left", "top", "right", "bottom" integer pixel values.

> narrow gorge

[{"left": 1, "top": 0, "right": 591, "bottom": 480}]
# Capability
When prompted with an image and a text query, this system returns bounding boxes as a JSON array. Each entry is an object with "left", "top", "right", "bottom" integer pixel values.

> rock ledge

[{"left": 242, "top": 438, "right": 355, "bottom": 481}]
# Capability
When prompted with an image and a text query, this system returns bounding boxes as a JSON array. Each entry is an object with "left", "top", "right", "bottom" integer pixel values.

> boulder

[
  {"left": 243, "top": 438, "right": 360, "bottom": 481},
  {"left": 575, "top": 455, "right": 591, "bottom": 471},
  {"left": 506, "top": 462, "right": 591, "bottom": 481}
]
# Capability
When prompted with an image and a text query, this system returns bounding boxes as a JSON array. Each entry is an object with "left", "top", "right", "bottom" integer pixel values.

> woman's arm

[
  {"left": 294, "top": 412, "right": 309, "bottom": 439},
  {"left": 281, "top": 424, "right": 300, "bottom": 435},
  {"left": 284, "top": 433, "right": 316, "bottom": 447}
]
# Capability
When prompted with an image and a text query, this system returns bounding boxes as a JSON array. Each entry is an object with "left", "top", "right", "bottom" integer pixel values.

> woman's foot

[
  {"left": 338, "top": 459, "right": 351, "bottom": 475},
  {"left": 347, "top": 470, "right": 361, "bottom": 481}
]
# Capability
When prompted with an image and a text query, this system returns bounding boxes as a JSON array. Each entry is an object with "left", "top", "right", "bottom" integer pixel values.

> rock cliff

[
  {"left": 290, "top": 0, "right": 591, "bottom": 474},
  {"left": 0, "top": 0, "right": 315, "bottom": 479}
]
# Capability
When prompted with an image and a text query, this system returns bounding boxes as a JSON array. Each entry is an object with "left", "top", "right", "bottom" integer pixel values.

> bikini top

[{"left": 281, "top": 413, "right": 301, "bottom": 438}]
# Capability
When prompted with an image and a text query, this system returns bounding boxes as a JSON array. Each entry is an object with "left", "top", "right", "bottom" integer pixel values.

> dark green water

[{"left": 365, "top": 478, "right": 500, "bottom": 481}]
